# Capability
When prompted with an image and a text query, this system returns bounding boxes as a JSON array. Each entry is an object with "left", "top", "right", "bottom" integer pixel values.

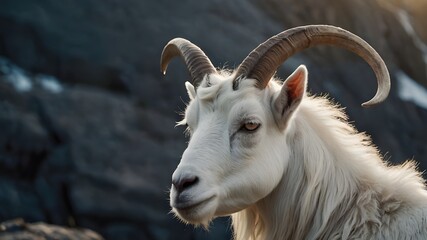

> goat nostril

[
  {"left": 173, "top": 175, "right": 199, "bottom": 193},
  {"left": 182, "top": 176, "right": 198, "bottom": 189}
]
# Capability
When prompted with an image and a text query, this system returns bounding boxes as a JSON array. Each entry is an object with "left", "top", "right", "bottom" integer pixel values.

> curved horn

[
  {"left": 161, "top": 38, "right": 217, "bottom": 88},
  {"left": 234, "top": 25, "right": 391, "bottom": 107}
]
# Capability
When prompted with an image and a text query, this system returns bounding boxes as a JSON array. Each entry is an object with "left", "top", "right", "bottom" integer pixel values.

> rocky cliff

[
  {"left": 0, "top": 0, "right": 426, "bottom": 239},
  {"left": 0, "top": 218, "right": 103, "bottom": 240}
]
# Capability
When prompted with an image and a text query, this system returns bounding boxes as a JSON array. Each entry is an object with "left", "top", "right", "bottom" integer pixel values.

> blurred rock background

[{"left": 0, "top": 0, "right": 426, "bottom": 239}]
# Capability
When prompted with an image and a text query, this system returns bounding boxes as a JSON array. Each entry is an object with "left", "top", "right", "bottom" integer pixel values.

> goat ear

[
  {"left": 273, "top": 65, "right": 307, "bottom": 130},
  {"left": 185, "top": 81, "right": 196, "bottom": 100}
]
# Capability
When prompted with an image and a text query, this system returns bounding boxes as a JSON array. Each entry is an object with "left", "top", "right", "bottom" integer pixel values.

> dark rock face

[
  {"left": 0, "top": 0, "right": 426, "bottom": 240},
  {"left": 0, "top": 218, "right": 103, "bottom": 240}
]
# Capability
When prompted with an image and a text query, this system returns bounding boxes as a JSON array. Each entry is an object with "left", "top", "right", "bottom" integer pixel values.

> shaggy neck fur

[{"left": 231, "top": 96, "right": 427, "bottom": 240}]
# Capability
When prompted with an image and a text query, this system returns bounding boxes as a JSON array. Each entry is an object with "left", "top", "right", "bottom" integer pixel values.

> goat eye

[{"left": 243, "top": 122, "right": 260, "bottom": 132}]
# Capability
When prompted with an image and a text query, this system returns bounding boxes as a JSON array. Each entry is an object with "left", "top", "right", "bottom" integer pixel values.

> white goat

[{"left": 161, "top": 25, "right": 427, "bottom": 240}]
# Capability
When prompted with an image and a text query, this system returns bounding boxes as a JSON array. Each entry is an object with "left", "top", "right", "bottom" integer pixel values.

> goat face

[{"left": 170, "top": 67, "right": 308, "bottom": 225}]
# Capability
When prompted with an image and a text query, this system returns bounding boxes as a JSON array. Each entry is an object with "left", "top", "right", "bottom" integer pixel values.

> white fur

[{"left": 170, "top": 67, "right": 427, "bottom": 239}]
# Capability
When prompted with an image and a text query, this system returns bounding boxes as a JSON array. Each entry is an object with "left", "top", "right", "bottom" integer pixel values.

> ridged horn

[
  {"left": 161, "top": 38, "right": 217, "bottom": 88},
  {"left": 234, "top": 25, "right": 391, "bottom": 107}
]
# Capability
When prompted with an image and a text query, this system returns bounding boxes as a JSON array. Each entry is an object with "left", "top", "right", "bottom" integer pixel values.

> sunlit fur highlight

[{"left": 173, "top": 70, "right": 427, "bottom": 240}]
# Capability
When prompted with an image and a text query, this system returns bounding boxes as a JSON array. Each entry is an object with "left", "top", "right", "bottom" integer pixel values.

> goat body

[{"left": 231, "top": 83, "right": 427, "bottom": 239}]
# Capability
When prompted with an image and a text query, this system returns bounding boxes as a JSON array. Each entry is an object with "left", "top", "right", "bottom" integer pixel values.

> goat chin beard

[
  {"left": 174, "top": 210, "right": 215, "bottom": 229},
  {"left": 172, "top": 202, "right": 218, "bottom": 229}
]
